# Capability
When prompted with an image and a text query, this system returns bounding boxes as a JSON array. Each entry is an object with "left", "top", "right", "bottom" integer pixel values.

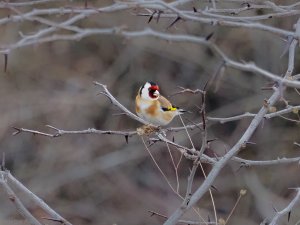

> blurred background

[{"left": 0, "top": 0, "right": 300, "bottom": 224}]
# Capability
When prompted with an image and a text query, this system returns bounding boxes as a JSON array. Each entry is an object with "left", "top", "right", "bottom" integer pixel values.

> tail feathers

[{"left": 178, "top": 108, "right": 186, "bottom": 114}]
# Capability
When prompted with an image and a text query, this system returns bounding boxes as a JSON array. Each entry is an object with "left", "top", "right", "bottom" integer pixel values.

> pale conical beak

[{"left": 153, "top": 90, "right": 160, "bottom": 97}]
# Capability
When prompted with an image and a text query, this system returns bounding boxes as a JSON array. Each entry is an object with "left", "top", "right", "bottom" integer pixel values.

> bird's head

[{"left": 140, "top": 81, "right": 160, "bottom": 100}]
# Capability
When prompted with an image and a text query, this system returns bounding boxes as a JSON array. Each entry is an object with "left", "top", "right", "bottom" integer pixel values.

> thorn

[
  {"left": 149, "top": 211, "right": 155, "bottom": 217},
  {"left": 236, "top": 162, "right": 249, "bottom": 172},
  {"left": 1, "top": 152, "right": 5, "bottom": 171},
  {"left": 193, "top": 7, "right": 197, "bottom": 12},
  {"left": 125, "top": 135, "right": 129, "bottom": 144},
  {"left": 205, "top": 32, "right": 214, "bottom": 41},
  {"left": 156, "top": 10, "right": 162, "bottom": 23},
  {"left": 4, "top": 54, "right": 8, "bottom": 73},
  {"left": 207, "top": 138, "right": 218, "bottom": 143},
  {"left": 84, "top": 0, "right": 88, "bottom": 8},
  {"left": 12, "top": 127, "right": 21, "bottom": 136},
  {"left": 288, "top": 211, "right": 291, "bottom": 222},
  {"left": 148, "top": 10, "right": 156, "bottom": 23},
  {"left": 41, "top": 217, "right": 64, "bottom": 223},
  {"left": 172, "top": 136, "right": 175, "bottom": 142},
  {"left": 241, "top": 2, "right": 251, "bottom": 8},
  {"left": 272, "top": 206, "right": 278, "bottom": 213},
  {"left": 167, "top": 16, "right": 181, "bottom": 29},
  {"left": 210, "top": 185, "right": 219, "bottom": 192},
  {"left": 208, "top": 215, "right": 211, "bottom": 222}
]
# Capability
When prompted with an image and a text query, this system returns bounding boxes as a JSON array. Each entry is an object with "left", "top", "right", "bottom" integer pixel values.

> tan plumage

[{"left": 135, "top": 82, "right": 184, "bottom": 126}]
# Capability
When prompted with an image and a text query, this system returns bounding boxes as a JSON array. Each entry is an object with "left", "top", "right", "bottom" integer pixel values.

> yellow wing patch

[
  {"left": 162, "top": 106, "right": 178, "bottom": 111},
  {"left": 168, "top": 107, "right": 178, "bottom": 111}
]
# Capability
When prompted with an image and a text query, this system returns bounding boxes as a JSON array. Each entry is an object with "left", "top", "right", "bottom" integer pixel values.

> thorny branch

[
  {"left": 0, "top": 178, "right": 42, "bottom": 225},
  {"left": 0, "top": 170, "right": 71, "bottom": 225},
  {"left": 163, "top": 18, "right": 300, "bottom": 225},
  {"left": 1, "top": 0, "right": 300, "bottom": 224},
  {"left": 1, "top": 1, "right": 300, "bottom": 88},
  {"left": 13, "top": 82, "right": 300, "bottom": 167},
  {"left": 148, "top": 210, "right": 216, "bottom": 225},
  {"left": 269, "top": 188, "right": 300, "bottom": 225},
  {"left": 207, "top": 105, "right": 300, "bottom": 123},
  {"left": 7, "top": 172, "right": 72, "bottom": 225}
]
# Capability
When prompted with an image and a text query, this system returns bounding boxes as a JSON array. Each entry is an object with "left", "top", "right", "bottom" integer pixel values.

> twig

[
  {"left": 233, "top": 156, "right": 300, "bottom": 167},
  {"left": 207, "top": 105, "right": 300, "bottom": 123},
  {"left": 224, "top": 189, "right": 247, "bottom": 224},
  {"left": 0, "top": 0, "right": 63, "bottom": 7},
  {"left": 148, "top": 210, "right": 215, "bottom": 224},
  {"left": 168, "top": 86, "right": 204, "bottom": 98},
  {"left": 165, "top": 140, "right": 180, "bottom": 193},
  {"left": 155, "top": 134, "right": 216, "bottom": 163},
  {"left": 269, "top": 188, "right": 300, "bottom": 225},
  {"left": 12, "top": 126, "right": 137, "bottom": 137},
  {"left": 94, "top": 81, "right": 153, "bottom": 125},
  {"left": 141, "top": 137, "right": 180, "bottom": 196}
]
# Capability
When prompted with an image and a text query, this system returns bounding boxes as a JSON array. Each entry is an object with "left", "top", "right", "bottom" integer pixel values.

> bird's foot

[{"left": 137, "top": 124, "right": 159, "bottom": 136}]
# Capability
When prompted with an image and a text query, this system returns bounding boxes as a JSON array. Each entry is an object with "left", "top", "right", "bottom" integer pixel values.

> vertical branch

[
  {"left": 165, "top": 141, "right": 181, "bottom": 193},
  {"left": 198, "top": 91, "right": 218, "bottom": 224},
  {"left": 180, "top": 89, "right": 218, "bottom": 224},
  {"left": 141, "top": 137, "right": 179, "bottom": 196}
]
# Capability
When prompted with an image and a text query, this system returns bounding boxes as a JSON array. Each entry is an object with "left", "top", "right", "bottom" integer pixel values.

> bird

[{"left": 135, "top": 81, "right": 185, "bottom": 126}]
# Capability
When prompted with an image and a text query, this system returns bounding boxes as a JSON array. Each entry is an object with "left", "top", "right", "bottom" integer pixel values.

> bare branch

[
  {"left": 148, "top": 210, "right": 215, "bottom": 225},
  {"left": 0, "top": 176, "right": 42, "bottom": 225},
  {"left": 7, "top": 172, "right": 72, "bottom": 225},
  {"left": 168, "top": 86, "right": 205, "bottom": 97},
  {"left": 233, "top": 156, "right": 300, "bottom": 167},
  {"left": 2, "top": 1, "right": 300, "bottom": 224},
  {"left": 207, "top": 105, "right": 300, "bottom": 123},
  {"left": 163, "top": 17, "right": 299, "bottom": 225},
  {"left": 269, "top": 188, "right": 300, "bottom": 225},
  {"left": 12, "top": 126, "right": 137, "bottom": 138},
  {"left": 224, "top": 189, "right": 247, "bottom": 224},
  {"left": 0, "top": 0, "right": 63, "bottom": 7}
]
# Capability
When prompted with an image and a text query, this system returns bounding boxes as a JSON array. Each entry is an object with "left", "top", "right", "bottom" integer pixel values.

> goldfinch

[{"left": 135, "top": 81, "right": 185, "bottom": 126}]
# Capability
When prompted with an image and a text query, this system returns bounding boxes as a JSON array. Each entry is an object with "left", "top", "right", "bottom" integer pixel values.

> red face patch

[
  {"left": 148, "top": 85, "right": 159, "bottom": 98},
  {"left": 149, "top": 85, "right": 159, "bottom": 91}
]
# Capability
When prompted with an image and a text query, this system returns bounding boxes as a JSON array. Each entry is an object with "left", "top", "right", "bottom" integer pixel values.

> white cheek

[{"left": 141, "top": 89, "right": 152, "bottom": 100}]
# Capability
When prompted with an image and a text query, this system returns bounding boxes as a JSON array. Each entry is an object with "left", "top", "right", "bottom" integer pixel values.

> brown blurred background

[{"left": 0, "top": 0, "right": 300, "bottom": 224}]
